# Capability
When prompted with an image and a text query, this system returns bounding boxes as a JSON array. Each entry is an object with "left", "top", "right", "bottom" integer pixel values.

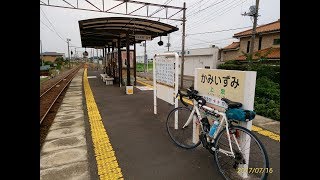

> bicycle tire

[
  {"left": 214, "top": 126, "right": 269, "bottom": 180},
  {"left": 166, "top": 107, "right": 201, "bottom": 149}
]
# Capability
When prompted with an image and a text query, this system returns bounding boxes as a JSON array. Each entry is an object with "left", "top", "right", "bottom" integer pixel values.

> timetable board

[{"left": 155, "top": 56, "right": 175, "bottom": 87}]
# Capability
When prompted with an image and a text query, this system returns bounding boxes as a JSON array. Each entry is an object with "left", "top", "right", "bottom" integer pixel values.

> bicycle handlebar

[
  {"left": 177, "top": 90, "right": 188, "bottom": 107},
  {"left": 176, "top": 87, "right": 206, "bottom": 107}
]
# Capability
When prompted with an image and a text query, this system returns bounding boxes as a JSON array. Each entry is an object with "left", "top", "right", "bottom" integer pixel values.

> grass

[
  {"left": 40, "top": 77, "right": 49, "bottom": 84},
  {"left": 136, "top": 63, "right": 153, "bottom": 72}
]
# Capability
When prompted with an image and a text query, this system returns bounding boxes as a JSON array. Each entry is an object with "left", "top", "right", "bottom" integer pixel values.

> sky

[{"left": 40, "top": 0, "right": 280, "bottom": 58}]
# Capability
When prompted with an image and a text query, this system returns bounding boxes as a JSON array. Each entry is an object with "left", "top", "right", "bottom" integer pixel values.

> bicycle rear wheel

[
  {"left": 214, "top": 126, "right": 269, "bottom": 180},
  {"left": 166, "top": 107, "right": 201, "bottom": 149}
]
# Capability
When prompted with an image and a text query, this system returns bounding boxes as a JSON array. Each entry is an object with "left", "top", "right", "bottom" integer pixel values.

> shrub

[
  {"left": 218, "top": 62, "right": 280, "bottom": 84},
  {"left": 44, "top": 61, "right": 53, "bottom": 67},
  {"left": 218, "top": 63, "right": 280, "bottom": 121}
]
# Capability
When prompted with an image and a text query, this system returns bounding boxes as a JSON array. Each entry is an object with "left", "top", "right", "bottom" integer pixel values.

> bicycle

[{"left": 166, "top": 87, "right": 269, "bottom": 180}]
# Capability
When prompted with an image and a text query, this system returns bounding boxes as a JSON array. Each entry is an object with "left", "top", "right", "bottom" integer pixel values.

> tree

[
  {"left": 241, "top": 51, "right": 253, "bottom": 63},
  {"left": 55, "top": 57, "right": 65, "bottom": 65},
  {"left": 44, "top": 61, "right": 53, "bottom": 66}
]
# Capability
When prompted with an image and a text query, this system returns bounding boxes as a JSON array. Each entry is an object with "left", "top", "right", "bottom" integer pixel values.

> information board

[
  {"left": 153, "top": 53, "right": 179, "bottom": 114},
  {"left": 155, "top": 56, "right": 175, "bottom": 87}
]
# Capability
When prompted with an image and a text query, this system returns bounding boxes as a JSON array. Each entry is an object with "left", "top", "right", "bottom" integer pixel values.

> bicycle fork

[{"left": 210, "top": 114, "right": 242, "bottom": 159}]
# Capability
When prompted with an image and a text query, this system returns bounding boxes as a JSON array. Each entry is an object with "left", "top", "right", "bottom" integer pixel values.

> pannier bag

[{"left": 225, "top": 108, "right": 256, "bottom": 122}]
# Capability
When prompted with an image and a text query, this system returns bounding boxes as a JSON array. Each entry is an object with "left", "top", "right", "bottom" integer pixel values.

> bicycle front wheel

[
  {"left": 166, "top": 107, "right": 201, "bottom": 149},
  {"left": 214, "top": 126, "right": 269, "bottom": 180}
]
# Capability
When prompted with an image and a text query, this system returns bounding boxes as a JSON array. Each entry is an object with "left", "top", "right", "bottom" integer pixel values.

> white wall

[
  {"left": 136, "top": 55, "right": 144, "bottom": 63},
  {"left": 172, "top": 47, "right": 219, "bottom": 76}
]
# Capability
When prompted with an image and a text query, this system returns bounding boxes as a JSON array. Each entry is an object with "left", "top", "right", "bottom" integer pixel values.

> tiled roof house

[{"left": 221, "top": 19, "right": 280, "bottom": 61}]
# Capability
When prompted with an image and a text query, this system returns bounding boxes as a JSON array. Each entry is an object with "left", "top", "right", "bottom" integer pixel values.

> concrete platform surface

[{"left": 40, "top": 69, "right": 91, "bottom": 180}]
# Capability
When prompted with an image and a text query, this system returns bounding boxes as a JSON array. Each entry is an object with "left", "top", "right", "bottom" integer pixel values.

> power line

[
  {"left": 188, "top": 36, "right": 236, "bottom": 44},
  {"left": 187, "top": 26, "right": 251, "bottom": 36},
  {"left": 186, "top": 0, "right": 237, "bottom": 30},
  {"left": 40, "top": 19, "right": 66, "bottom": 43},
  {"left": 170, "top": 37, "right": 236, "bottom": 49},
  {"left": 187, "top": 0, "right": 240, "bottom": 29},
  {"left": 187, "top": 0, "right": 246, "bottom": 31},
  {"left": 187, "top": 0, "right": 228, "bottom": 17},
  {"left": 40, "top": 7, "right": 66, "bottom": 42},
  {"left": 187, "top": 0, "right": 214, "bottom": 15},
  {"left": 40, "top": 20, "right": 54, "bottom": 33},
  {"left": 187, "top": 0, "right": 233, "bottom": 22},
  {"left": 201, "top": 0, "right": 248, "bottom": 25}
]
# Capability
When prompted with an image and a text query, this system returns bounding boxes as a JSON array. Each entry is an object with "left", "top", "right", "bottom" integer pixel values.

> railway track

[{"left": 40, "top": 64, "right": 83, "bottom": 124}]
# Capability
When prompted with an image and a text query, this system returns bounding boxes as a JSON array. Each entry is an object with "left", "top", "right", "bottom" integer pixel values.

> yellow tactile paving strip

[
  {"left": 83, "top": 68, "right": 124, "bottom": 180},
  {"left": 136, "top": 79, "right": 280, "bottom": 142}
]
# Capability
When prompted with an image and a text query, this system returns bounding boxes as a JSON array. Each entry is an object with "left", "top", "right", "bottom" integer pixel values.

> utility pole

[
  {"left": 144, "top": 41, "right": 147, "bottom": 73},
  {"left": 180, "top": 2, "right": 186, "bottom": 89},
  {"left": 67, "top": 38, "right": 71, "bottom": 68},
  {"left": 243, "top": 0, "right": 260, "bottom": 60},
  {"left": 40, "top": 40, "right": 44, "bottom": 66},
  {"left": 167, "top": 34, "right": 170, "bottom": 52}
]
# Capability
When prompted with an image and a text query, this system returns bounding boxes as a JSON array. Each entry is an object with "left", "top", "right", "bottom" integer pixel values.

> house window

[
  {"left": 273, "top": 38, "right": 280, "bottom": 45},
  {"left": 205, "top": 66, "right": 210, "bottom": 69},
  {"left": 246, "top": 41, "right": 251, "bottom": 53},
  {"left": 258, "top": 37, "right": 262, "bottom": 50}
]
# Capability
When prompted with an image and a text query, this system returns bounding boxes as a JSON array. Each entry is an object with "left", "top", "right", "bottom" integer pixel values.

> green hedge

[
  {"left": 218, "top": 62, "right": 280, "bottom": 121},
  {"left": 218, "top": 63, "right": 280, "bottom": 83},
  {"left": 136, "top": 63, "right": 153, "bottom": 72}
]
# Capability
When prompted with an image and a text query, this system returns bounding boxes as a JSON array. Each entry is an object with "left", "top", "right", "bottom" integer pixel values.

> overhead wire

[
  {"left": 187, "top": 26, "right": 251, "bottom": 36},
  {"left": 186, "top": 0, "right": 214, "bottom": 16},
  {"left": 40, "top": 19, "right": 66, "bottom": 43},
  {"left": 187, "top": 0, "right": 247, "bottom": 31},
  {"left": 187, "top": 0, "right": 240, "bottom": 30},
  {"left": 40, "top": 7, "right": 66, "bottom": 42},
  {"left": 200, "top": 0, "right": 248, "bottom": 25},
  {"left": 187, "top": 0, "right": 228, "bottom": 17}
]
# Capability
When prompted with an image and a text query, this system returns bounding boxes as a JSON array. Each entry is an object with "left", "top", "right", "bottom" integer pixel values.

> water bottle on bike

[
  {"left": 208, "top": 119, "right": 219, "bottom": 138},
  {"left": 209, "top": 114, "right": 220, "bottom": 138}
]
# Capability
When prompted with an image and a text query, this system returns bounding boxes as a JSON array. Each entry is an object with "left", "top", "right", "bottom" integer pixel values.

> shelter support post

[
  {"left": 118, "top": 38, "right": 122, "bottom": 87},
  {"left": 126, "top": 32, "right": 131, "bottom": 86},
  {"left": 133, "top": 37, "right": 137, "bottom": 86}
]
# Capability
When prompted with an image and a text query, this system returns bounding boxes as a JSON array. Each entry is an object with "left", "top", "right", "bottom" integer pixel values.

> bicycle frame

[{"left": 182, "top": 101, "right": 242, "bottom": 158}]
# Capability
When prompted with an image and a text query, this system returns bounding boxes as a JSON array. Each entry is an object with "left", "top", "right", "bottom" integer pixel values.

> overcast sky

[{"left": 40, "top": 0, "right": 280, "bottom": 58}]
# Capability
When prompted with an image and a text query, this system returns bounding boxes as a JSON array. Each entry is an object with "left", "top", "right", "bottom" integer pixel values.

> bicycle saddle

[{"left": 221, "top": 98, "right": 242, "bottom": 108}]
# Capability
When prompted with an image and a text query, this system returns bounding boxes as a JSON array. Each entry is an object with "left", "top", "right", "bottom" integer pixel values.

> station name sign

[{"left": 134, "top": 35, "right": 151, "bottom": 41}]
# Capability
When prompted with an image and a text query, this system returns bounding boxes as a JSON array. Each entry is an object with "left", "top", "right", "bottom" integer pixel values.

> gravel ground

[
  {"left": 40, "top": 87, "right": 68, "bottom": 148},
  {"left": 40, "top": 68, "right": 75, "bottom": 95}
]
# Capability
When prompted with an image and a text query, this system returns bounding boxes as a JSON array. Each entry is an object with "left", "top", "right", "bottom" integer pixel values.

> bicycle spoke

[
  {"left": 166, "top": 107, "right": 200, "bottom": 149},
  {"left": 214, "top": 126, "right": 268, "bottom": 180}
]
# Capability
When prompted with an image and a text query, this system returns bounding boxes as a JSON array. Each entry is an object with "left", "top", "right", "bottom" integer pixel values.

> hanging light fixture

[{"left": 158, "top": 36, "right": 163, "bottom": 46}]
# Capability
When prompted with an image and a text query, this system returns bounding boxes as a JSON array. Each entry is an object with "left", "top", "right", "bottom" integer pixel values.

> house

[
  {"left": 40, "top": 52, "right": 65, "bottom": 62},
  {"left": 221, "top": 19, "right": 280, "bottom": 61},
  {"left": 169, "top": 46, "right": 220, "bottom": 77}
]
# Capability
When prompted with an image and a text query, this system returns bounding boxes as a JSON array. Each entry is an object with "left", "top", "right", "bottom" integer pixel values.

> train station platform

[{"left": 40, "top": 67, "right": 280, "bottom": 180}]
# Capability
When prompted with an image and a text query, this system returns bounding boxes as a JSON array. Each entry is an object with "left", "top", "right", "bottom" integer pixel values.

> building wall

[
  {"left": 239, "top": 32, "right": 280, "bottom": 53},
  {"left": 42, "top": 55, "right": 60, "bottom": 62},
  {"left": 260, "top": 33, "right": 280, "bottom": 49},
  {"left": 182, "top": 55, "right": 216, "bottom": 76},
  {"left": 136, "top": 56, "right": 144, "bottom": 63},
  {"left": 222, "top": 50, "right": 240, "bottom": 61},
  {"left": 174, "top": 47, "right": 220, "bottom": 76}
]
